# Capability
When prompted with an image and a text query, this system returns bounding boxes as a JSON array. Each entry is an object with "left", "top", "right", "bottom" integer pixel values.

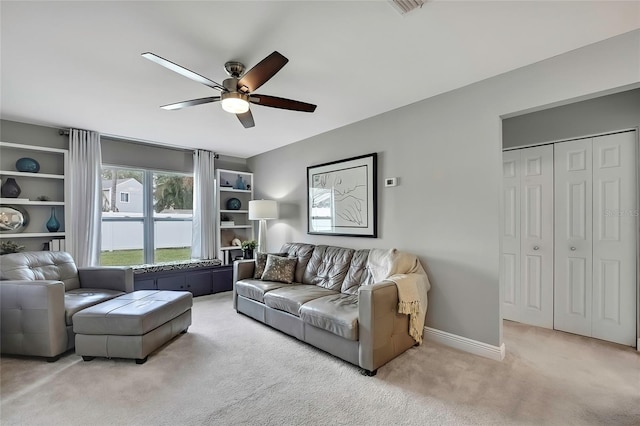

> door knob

[
  {"left": 533, "top": 246, "right": 540, "bottom": 251},
  {"left": 570, "top": 247, "right": 576, "bottom": 251}
]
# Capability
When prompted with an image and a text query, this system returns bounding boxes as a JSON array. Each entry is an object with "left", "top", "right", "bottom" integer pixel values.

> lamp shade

[{"left": 248, "top": 200, "right": 278, "bottom": 220}]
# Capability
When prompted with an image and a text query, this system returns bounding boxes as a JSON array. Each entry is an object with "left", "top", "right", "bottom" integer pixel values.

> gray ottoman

[{"left": 73, "top": 290, "right": 193, "bottom": 364}]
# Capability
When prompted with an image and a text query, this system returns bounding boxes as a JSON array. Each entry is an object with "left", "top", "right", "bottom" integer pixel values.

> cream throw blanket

[{"left": 367, "top": 249, "right": 430, "bottom": 344}]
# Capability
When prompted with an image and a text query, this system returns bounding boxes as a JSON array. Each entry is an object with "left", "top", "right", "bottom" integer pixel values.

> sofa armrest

[
  {"left": 78, "top": 267, "right": 134, "bottom": 293},
  {"left": 0, "top": 280, "right": 68, "bottom": 358},
  {"left": 358, "top": 280, "right": 415, "bottom": 372},
  {"left": 232, "top": 259, "right": 255, "bottom": 310},
  {"left": 233, "top": 259, "right": 255, "bottom": 282}
]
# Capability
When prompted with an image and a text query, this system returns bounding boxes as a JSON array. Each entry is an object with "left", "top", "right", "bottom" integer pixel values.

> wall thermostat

[{"left": 384, "top": 177, "right": 398, "bottom": 187}]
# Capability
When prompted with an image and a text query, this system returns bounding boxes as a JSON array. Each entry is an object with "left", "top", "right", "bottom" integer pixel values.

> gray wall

[
  {"left": 0, "top": 119, "right": 68, "bottom": 150},
  {"left": 1, "top": 120, "right": 248, "bottom": 174},
  {"left": 248, "top": 30, "right": 640, "bottom": 347},
  {"left": 503, "top": 88, "right": 640, "bottom": 148},
  {"left": 102, "top": 136, "right": 248, "bottom": 173},
  {"left": 102, "top": 137, "right": 193, "bottom": 173}
]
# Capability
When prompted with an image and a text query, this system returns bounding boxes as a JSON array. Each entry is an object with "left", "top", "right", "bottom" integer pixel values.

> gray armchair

[{"left": 0, "top": 251, "right": 133, "bottom": 361}]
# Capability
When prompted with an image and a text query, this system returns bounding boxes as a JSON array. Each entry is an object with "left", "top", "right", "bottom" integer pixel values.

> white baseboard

[
  {"left": 637, "top": 338, "right": 640, "bottom": 352},
  {"left": 424, "top": 327, "right": 506, "bottom": 361}
]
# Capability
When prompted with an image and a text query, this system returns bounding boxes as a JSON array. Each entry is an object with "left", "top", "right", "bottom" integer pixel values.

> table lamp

[{"left": 248, "top": 200, "right": 278, "bottom": 253}]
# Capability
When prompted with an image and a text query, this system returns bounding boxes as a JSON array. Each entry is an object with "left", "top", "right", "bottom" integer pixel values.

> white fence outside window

[{"left": 101, "top": 212, "right": 192, "bottom": 251}]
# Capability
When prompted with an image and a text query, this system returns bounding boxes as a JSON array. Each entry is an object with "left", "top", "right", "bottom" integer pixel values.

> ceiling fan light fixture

[
  {"left": 143, "top": 51, "right": 317, "bottom": 128},
  {"left": 221, "top": 92, "right": 250, "bottom": 114}
]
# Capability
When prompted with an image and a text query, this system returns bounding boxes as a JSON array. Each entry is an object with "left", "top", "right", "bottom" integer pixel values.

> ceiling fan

[{"left": 141, "top": 51, "right": 317, "bottom": 128}]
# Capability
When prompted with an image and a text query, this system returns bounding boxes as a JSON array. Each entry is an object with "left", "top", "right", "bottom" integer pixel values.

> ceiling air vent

[{"left": 388, "top": 0, "right": 425, "bottom": 15}]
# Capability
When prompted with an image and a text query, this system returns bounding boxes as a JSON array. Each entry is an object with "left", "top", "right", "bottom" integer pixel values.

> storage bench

[{"left": 73, "top": 290, "right": 192, "bottom": 364}]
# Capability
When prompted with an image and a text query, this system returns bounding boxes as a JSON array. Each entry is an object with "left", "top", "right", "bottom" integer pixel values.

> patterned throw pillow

[
  {"left": 254, "top": 252, "right": 289, "bottom": 279},
  {"left": 261, "top": 254, "right": 297, "bottom": 284}
]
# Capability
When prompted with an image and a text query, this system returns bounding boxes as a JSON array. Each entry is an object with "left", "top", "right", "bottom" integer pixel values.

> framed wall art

[{"left": 307, "top": 153, "right": 377, "bottom": 237}]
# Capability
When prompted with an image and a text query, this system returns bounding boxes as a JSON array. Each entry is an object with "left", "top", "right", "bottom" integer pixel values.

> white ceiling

[{"left": 2, "top": 1, "right": 639, "bottom": 158}]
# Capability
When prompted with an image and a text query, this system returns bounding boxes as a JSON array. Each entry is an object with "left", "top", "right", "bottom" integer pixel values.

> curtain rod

[
  {"left": 57, "top": 128, "right": 219, "bottom": 158},
  {"left": 58, "top": 128, "right": 90, "bottom": 135}
]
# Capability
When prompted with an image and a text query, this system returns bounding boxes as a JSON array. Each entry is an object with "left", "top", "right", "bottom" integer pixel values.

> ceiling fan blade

[
  {"left": 237, "top": 51, "right": 289, "bottom": 93},
  {"left": 236, "top": 110, "right": 255, "bottom": 128},
  {"left": 250, "top": 94, "right": 316, "bottom": 113},
  {"left": 142, "top": 52, "right": 225, "bottom": 91},
  {"left": 160, "top": 97, "right": 221, "bottom": 110}
]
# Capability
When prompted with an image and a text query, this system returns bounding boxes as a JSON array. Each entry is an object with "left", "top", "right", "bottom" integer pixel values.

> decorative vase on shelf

[
  {"left": 1, "top": 178, "right": 21, "bottom": 198},
  {"left": 46, "top": 207, "right": 61, "bottom": 232},
  {"left": 235, "top": 175, "right": 246, "bottom": 190}
]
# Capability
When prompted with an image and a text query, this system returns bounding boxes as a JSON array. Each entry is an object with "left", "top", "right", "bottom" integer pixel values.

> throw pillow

[
  {"left": 261, "top": 254, "right": 297, "bottom": 284},
  {"left": 253, "top": 252, "right": 289, "bottom": 279}
]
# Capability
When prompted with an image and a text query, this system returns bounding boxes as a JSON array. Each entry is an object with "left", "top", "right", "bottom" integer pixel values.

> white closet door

[
  {"left": 591, "top": 132, "right": 637, "bottom": 346},
  {"left": 520, "top": 145, "right": 554, "bottom": 328},
  {"left": 502, "top": 146, "right": 554, "bottom": 328},
  {"left": 502, "top": 150, "right": 521, "bottom": 322},
  {"left": 554, "top": 139, "right": 593, "bottom": 337},
  {"left": 555, "top": 132, "right": 637, "bottom": 346}
]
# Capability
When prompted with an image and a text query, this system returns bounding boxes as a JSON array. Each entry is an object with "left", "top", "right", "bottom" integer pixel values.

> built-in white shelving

[
  {"left": 0, "top": 232, "right": 65, "bottom": 239},
  {"left": 0, "top": 198, "right": 65, "bottom": 206},
  {"left": 215, "top": 169, "right": 254, "bottom": 264},
  {"left": 0, "top": 170, "right": 64, "bottom": 179},
  {"left": 0, "top": 141, "right": 69, "bottom": 251}
]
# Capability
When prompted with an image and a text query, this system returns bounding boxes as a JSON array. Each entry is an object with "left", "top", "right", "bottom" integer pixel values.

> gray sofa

[
  {"left": 0, "top": 251, "right": 133, "bottom": 361},
  {"left": 233, "top": 242, "right": 428, "bottom": 375}
]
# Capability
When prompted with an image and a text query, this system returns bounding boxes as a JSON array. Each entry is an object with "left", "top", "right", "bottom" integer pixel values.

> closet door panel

[
  {"left": 567, "top": 257, "right": 588, "bottom": 317},
  {"left": 591, "top": 132, "right": 637, "bottom": 346},
  {"left": 554, "top": 139, "right": 593, "bottom": 337},
  {"left": 520, "top": 145, "right": 554, "bottom": 328},
  {"left": 502, "top": 150, "right": 521, "bottom": 322},
  {"left": 523, "top": 255, "right": 542, "bottom": 310}
]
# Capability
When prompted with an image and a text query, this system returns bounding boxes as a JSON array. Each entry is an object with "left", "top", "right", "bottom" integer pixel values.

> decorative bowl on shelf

[
  {"left": 0, "top": 205, "right": 30, "bottom": 233},
  {"left": 226, "top": 197, "right": 241, "bottom": 210},
  {"left": 15, "top": 157, "right": 40, "bottom": 173}
]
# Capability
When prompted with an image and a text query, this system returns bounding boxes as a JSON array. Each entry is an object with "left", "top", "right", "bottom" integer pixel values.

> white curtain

[
  {"left": 68, "top": 129, "right": 102, "bottom": 267},
  {"left": 191, "top": 150, "right": 216, "bottom": 259}
]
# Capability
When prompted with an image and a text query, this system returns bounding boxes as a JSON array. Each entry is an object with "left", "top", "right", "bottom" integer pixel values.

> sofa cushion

[
  {"left": 280, "top": 243, "right": 315, "bottom": 283},
  {"left": 302, "top": 245, "right": 354, "bottom": 291},
  {"left": 341, "top": 249, "right": 372, "bottom": 294},
  {"left": 64, "top": 288, "right": 125, "bottom": 325},
  {"left": 235, "top": 279, "right": 290, "bottom": 303},
  {"left": 299, "top": 293, "right": 359, "bottom": 341},
  {"left": 263, "top": 285, "right": 337, "bottom": 316},
  {"left": 261, "top": 255, "right": 297, "bottom": 283},
  {"left": 253, "top": 252, "right": 289, "bottom": 279},
  {"left": 1, "top": 251, "right": 80, "bottom": 291}
]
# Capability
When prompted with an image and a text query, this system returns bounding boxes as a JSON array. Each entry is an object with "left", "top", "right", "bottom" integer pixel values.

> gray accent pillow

[
  {"left": 261, "top": 254, "right": 297, "bottom": 284},
  {"left": 254, "top": 252, "right": 289, "bottom": 279}
]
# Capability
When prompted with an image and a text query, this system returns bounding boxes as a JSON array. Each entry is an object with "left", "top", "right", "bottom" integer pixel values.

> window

[{"left": 100, "top": 167, "right": 193, "bottom": 266}]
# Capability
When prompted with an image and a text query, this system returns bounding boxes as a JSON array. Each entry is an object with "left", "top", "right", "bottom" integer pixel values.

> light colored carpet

[{"left": 1, "top": 292, "right": 638, "bottom": 425}]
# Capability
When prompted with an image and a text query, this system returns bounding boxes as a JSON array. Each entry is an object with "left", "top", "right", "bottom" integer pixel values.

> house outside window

[{"left": 101, "top": 167, "right": 193, "bottom": 266}]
